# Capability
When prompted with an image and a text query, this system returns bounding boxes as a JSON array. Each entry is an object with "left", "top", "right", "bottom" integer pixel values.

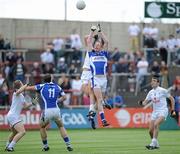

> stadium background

[{"left": 0, "top": 18, "right": 179, "bottom": 130}]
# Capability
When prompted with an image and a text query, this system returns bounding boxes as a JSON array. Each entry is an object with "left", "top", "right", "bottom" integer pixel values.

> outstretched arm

[
  {"left": 16, "top": 84, "right": 28, "bottom": 95},
  {"left": 97, "top": 23, "right": 108, "bottom": 50},
  {"left": 25, "top": 85, "right": 36, "bottom": 91},
  {"left": 86, "top": 26, "right": 97, "bottom": 50}
]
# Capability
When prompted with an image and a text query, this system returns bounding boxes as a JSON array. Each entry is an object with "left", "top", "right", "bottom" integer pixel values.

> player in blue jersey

[
  {"left": 83, "top": 24, "right": 110, "bottom": 127},
  {"left": 25, "top": 74, "right": 73, "bottom": 151}
]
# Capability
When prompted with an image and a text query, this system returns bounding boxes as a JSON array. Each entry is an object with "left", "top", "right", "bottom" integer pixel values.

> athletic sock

[
  {"left": 63, "top": 137, "right": 71, "bottom": 147},
  {"left": 89, "top": 104, "right": 95, "bottom": 112},
  {"left": 42, "top": 140, "right": 48, "bottom": 147},
  {"left": 99, "top": 111, "right": 105, "bottom": 122},
  {"left": 8, "top": 141, "right": 16, "bottom": 148},
  {"left": 150, "top": 138, "right": 157, "bottom": 146}
]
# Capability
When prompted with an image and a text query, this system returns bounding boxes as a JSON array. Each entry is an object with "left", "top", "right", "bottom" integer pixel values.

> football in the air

[{"left": 76, "top": 0, "right": 86, "bottom": 10}]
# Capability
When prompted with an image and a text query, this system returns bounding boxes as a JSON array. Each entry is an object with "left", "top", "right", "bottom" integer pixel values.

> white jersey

[
  {"left": 81, "top": 52, "right": 93, "bottom": 84},
  {"left": 7, "top": 92, "right": 25, "bottom": 116},
  {"left": 145, "top": 86, "right": 170, "bottom": 111}
]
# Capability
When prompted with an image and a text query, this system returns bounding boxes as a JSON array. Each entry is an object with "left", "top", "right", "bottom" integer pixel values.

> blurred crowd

[{"left": 0, "top": 23, "right": 180, "bottom": 110}]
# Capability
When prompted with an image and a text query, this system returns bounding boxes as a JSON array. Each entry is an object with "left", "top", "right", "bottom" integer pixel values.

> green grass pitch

[{"left": 0, "top": 129, "right": 179, "bottom": 154}]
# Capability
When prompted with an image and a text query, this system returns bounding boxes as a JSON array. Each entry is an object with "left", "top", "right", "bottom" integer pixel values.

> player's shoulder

[
  {"left": 148, "top": 89, "right": 154, "bottom": 94},
  {"left": 157, "top": 86, "right": 167, "bottom": 92}
]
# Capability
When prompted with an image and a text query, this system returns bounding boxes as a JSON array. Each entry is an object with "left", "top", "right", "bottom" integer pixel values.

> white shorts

[
  {"left": 91, "top": 76, "right": 107, "bottom": 93},
  {"left": 7, "top": 114, "right": 22, "bottom": 128},
  {"left": 81, "top": 70, "right": 92, "bottom": 85},
  {"left": 151, "top": 109, "right": 168, "bottom": 121},
  {"left": 40, "top": 108, "right": 61, "bottom": 123}
]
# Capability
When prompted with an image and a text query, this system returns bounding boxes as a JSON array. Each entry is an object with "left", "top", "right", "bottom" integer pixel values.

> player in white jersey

[
  {"left": 25, "top": 74, "right": 73, "bottom": 151},
  {"left": 81, "top": 31, "right": 97, "bottom": 129},
  {"left": 139, "top": 75, "right": 176, "bottom": 150},
  {"left": 5, "top": 80, "right": 34, "bottom": 152}
]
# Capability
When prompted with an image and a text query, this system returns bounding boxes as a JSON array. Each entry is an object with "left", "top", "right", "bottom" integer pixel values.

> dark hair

[
  {"left": 152, "top": 74, "right": 160, "bottom": 82},
  {"left": 44, "top": 74, "right": 52, "bottom": 83},
  {"left": 92, "top": 35, "right": 99, "bottom": 47},
  {"left": 13, "top": 80, "right": 22, "bottom": 89}
]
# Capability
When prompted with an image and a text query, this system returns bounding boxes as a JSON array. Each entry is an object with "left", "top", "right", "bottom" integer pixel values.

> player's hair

[
  {"left": 44, "top": 74, "right": 52, "bottom": 83},
  {"left": 152, "top": 74, "right": 160, "bottom": 82},
  {"left": 13, "top": 80, "right": 22, "bottom": 89},
  {"left": 92, "top": 35, "right": 104, "bottom": 48}
]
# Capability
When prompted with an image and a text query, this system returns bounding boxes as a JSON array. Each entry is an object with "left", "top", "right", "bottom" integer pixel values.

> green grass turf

[{"left": 0, "top": 128, "right": 179, "bottom": 154}]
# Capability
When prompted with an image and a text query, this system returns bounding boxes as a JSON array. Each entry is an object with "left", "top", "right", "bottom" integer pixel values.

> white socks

[
  {"left": 8, "top": 141, "right": 16, "bottom": 148},
  {"left": 150, "top": 138, "right": 158, "bottom": 147}
]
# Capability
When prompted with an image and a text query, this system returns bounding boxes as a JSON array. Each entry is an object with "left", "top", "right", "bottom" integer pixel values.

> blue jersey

[
  {"left": 83, "top": 50, "right": 108, "bottom": 75},
  {"left": 35, "top": 82, "right": 65, "bottom": 109}
]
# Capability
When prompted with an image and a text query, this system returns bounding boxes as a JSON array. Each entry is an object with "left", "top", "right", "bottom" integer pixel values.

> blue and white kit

[
  {"left": 35, "top": 82, "right": 65, "bottom": 122},
  {"left": 83, "top": 50, "right": 108, "bottom": 92}
]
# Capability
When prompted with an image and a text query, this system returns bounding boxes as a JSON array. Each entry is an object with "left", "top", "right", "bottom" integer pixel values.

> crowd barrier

[{"left": 0, "top": 108, "right": 179, "bottom": 130}]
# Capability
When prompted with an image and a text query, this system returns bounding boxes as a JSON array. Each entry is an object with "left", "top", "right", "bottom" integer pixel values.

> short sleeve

[
  {"left": 35, "top": 84, "right": 44, "bottom": 91},
  {"left": 145, "top": 91, "right": 151, "bottom": 101},
  {"left": 58, "top": 85, "right": 65, "bottom": 96},
  {"left": 82, "top": 52, "right": 90, "bottom": 69},
  {"left": 162, "top": 89, "right": 170, "bottom": 98}
]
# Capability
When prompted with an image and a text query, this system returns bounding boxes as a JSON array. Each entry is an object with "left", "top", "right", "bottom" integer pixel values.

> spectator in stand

[
  {"left": 109, "top": 47, "right": 121, "bottom": 73},
  {"left": 128, "top": 22, "right": 140, "bottom": 52},
  {"left": 0, "top": 74, "right": 9, "bottom": 107},
  {"left": 52, "top": 37, "right": 64, "bottom": 65},
  {"left": 43, "top": 63, "right": 54, "bottom": 74},
  {"left": 11, "top": 59, "right": 27, "bottom": 83},
  {"left": 0, "top": 34, "right": 5, "bottom": 62},
  {"left": 167, "top": 34, "right": 177, "bottom": 64},
  {"left": 15, "top": 52, "right": 24, "bottom": 63},
  {"left": 40, "top": 45, "right": 54, "bottom": 73},
  {"left": 124, "top": 50, "right": 135, "bottom": 64},
  {"left": 0, "top": 34, "right": 5, "bottom": 49},
  {"left": 70, "top": 29, "right": 82, "bottom": 50},
  {"left": 109, "top": 47, "right": 121, "bottom": 62},
  {"left": 149, "top": 23, "right": 159, "bottom": 46},
  {"left": 71, "top": 75, "right": 82, "bottom": 105},
  {"left": 31, "top": 62, "right": 42, "bottom": 84},
  {"left": 143, "top": 23, "right": 158, "bottom": 65},
  {"left": 157, "top": 36, "right": 168, "bottom": 64},
  {"left": 174, "top": 36, "right": 180, "bottom": 65},
  {"left": 135, "top": 56, "right": 149, "bottom": 95},
  {"left": 5, "top": 51, "right": 16, "bottom": 68},
  {"left": 151, "top": 61, "right": 160, "bottom": 75},
  {"left": 4, "top": 38, "right": 11, "bottom": 50},
  {"left": 2, "top": 61, "right": 12, "bottom": 84},
  {"left": 134, "top": 51, "right": 143, "bottom": 64},
  {"left": 116, "top": 57, "right": 129, "bottom": 73},
  {"left": 58, "top": 74, "right": 71, "bottom": 106},
  {"left": 67, "top": 62, "right": 78, "bottom": 77},
  {"left": 56, "top": 57, "right": 67, "bottom": 73},
  {"left": 174, "top": 96, "right": 180, "bottom": 123},
  {"left": 142, "top": 23, "right": 151, "bottom": 47},
  {"left": 127, "top": 62, "right": 136, "bottom": 92},
  {"left": 172, "top": 75, "right": 180, "bottom": 96},
  {"left": 70, "top": 29, "right": 82, "bottom": 63},
  {"left": 160, "top": 61, "right": 169, "bottom": 89}
]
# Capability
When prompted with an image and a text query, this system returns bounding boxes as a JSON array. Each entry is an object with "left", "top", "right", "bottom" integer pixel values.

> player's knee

[
  {"left": 55, "top": 119, "right": 64, "bottom": 128},
  {"left": 40, "top": 124, "right": 46, "bottom": 128},
  {"left": 20, "top": 130, "right": 26, "bottom": 136},
  {"left": 149, "top": 128, "right": 153, "bottom": 134},
  {"left": 154, "top": 123, "right": 159, "bottom": 129}
]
